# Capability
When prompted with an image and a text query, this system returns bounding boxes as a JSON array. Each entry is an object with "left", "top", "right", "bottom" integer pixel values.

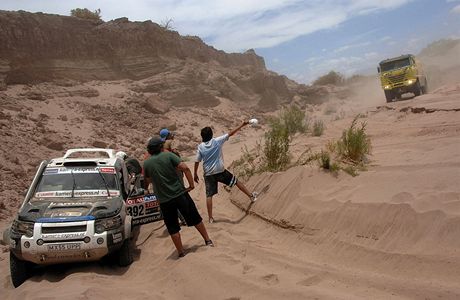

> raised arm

[{"left": 228, "top": 120, "right": 249, "bottom": 137}]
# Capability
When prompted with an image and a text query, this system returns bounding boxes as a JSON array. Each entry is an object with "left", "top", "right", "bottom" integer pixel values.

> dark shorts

[
  {"left": 204, "top": 169, "right": 237, "bottom": 198},
  {"left": 160, "top": 192, "right": 202, "bottom": 235}
]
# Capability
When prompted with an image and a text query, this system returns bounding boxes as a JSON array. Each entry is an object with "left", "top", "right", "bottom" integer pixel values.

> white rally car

[{"left": 5, "top": 148, "right": 162, "bottom": 287}]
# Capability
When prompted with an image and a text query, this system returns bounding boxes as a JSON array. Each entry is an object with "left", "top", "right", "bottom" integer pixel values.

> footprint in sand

[
  {"left": 296, "top": 275, "right": 322, "bottom": 287},
  {"left": 261, "top": 273, "right": 279, "bottom": 285},
  {"left": 242, "top": 264, "right": 255, "bottom": 274}
]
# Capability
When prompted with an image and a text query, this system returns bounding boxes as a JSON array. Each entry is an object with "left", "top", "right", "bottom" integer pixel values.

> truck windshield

[
  {"left": 34, "top": 168, "right": 119, "bottom": 197},
  {"left": 380, "top": 58, "right": 411, "bottom": 72}
]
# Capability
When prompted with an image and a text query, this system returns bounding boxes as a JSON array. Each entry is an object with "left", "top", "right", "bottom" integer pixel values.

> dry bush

[
  {"left": 70, "top": 8, "right": 102, "bottom": 21},
  {"left": 336, "top": 116, "right": 371, "bottom": 163},
  {"left": 313, "top": 71, "right": 344, "bottom": 86},
  {"left": 280, "top": 105, "right": 308, "bottom": 137},
  {"left": 303, "top": 116, "right": 371, "bottom": 176},
  {"left": 231, "top": 144, "right": 261, "bottom": 180},
  {"left": 312, "top": 119, "right": 325, "bottom": 136},
  {"left": 263, "top": 119, "right": 290, "bottom": 172}
]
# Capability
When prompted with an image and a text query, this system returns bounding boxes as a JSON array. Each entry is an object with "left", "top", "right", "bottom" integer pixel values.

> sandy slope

[{"left": 1, "top": 83, "right": 460, "bottom": 299}]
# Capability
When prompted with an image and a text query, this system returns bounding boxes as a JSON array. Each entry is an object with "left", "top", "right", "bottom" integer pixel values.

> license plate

[{"left": 47, "top": 243, "right": 81, "bottom": 251}]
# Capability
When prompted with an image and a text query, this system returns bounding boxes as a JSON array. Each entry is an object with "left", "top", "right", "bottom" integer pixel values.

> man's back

[
  {"left": 196, "top": 133, "right": 229, "bottom": 176},
  {"left": 143, "top": 152, "right": 184, "bottom": 203}
]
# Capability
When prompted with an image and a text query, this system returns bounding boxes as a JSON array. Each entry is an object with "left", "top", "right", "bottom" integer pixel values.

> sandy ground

[{"left": 1, "top": 82, "right": 460, "bottom": 299}]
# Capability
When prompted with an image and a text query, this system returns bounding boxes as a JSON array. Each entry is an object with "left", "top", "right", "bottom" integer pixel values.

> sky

[{"left": 0, "top": 0, "right": 459, "bottom": 83}]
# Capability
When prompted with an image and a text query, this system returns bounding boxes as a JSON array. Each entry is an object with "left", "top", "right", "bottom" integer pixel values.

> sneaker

[
  {"left": 250, "top": 192, "right": 258, "bottom": 202},
  {"left": 178, "top": 251, "right": 186, "bottom": 258},
  {"left": 205, "top": 240, "right": 214, "bottom": 247},
  {"left": 209, "top": 217, "right": 214, "bottom": 224}
]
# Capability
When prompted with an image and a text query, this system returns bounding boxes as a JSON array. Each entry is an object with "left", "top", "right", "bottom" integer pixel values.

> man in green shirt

[{"left": 144, "top": 136, "right": 213, "bottom": 258}]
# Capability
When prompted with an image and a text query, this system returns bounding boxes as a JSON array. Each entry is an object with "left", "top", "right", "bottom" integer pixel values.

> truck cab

[
  {"left": 378, "top": 54, "right": 428, "bottom": 102},
  {"left": 7, "top": 148, "right": 137, "bottom": 287}
]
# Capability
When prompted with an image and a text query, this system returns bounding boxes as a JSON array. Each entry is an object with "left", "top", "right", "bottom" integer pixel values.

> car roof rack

[{"left": 63, "top": 148, "right": 116, "bottom": 159}]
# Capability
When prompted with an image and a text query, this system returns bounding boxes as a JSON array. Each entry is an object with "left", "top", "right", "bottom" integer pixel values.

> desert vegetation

[
  {"left": 312, "top": 119, "right": 325, "bottom": 136},
  {"left": 70, "top": 8, "right": 102, "bottom": 21},
  {"left": 309, "top": 115, "right": 371, "bottom": 176},
  {"left": 232, "top": 113, "right": 371, "bottom": 179}
]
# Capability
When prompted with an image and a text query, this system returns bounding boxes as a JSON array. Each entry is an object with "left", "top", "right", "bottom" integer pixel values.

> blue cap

[{"left": 159, "top": 128, "right": 170, "bottom": 141}]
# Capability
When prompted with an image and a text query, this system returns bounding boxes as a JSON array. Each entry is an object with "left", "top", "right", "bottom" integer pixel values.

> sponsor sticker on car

[{"left": 126, "top": 193, "right": 162, "bottom": 226}]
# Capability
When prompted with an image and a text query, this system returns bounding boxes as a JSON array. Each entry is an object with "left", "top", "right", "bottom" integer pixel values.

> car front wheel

[{"left": 10, "top": 252, "right": 32, "bottom": 288}]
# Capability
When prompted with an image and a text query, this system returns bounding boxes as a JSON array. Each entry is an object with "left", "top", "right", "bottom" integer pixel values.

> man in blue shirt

[{"left": 194, "top": 121, "right": 257, "bottom": 223}]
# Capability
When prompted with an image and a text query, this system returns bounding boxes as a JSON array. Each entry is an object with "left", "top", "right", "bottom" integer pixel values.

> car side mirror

[{"left": 377, "top": 66, "right": 381, "bottom": 73}]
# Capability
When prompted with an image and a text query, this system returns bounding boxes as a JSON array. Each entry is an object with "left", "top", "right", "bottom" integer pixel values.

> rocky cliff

[{"left": 0, "top": 10, "right": 322, "bottom": 108}]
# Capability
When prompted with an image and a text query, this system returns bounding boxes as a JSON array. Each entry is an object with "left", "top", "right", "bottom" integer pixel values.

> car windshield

[
  {"left": 380, "top": 58, "right": 411, "bottom": 72},
  {"left": 34, "top": 167, "right": 120, "bottom": 198}
]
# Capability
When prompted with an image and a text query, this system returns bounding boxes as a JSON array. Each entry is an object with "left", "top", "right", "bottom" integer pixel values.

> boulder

[{"left": 142, "top": 95, "right": 170, "bottom": 114}]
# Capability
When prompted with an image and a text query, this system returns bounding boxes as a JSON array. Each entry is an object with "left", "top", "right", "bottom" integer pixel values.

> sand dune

[{"left": 1, "top": 82, "right": 459, "bottom": 299}]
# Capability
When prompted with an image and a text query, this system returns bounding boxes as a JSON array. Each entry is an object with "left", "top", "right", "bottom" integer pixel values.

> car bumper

[{"left": 9, "top": 220, "right": 125, "bottom": 265}]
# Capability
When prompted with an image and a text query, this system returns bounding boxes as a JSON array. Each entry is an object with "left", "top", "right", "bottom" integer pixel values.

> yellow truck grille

[{"left": 388, "top": 74, "right": 406, "bottom": 84}]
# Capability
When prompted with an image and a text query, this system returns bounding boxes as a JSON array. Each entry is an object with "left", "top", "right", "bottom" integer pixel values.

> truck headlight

[
  {"left": 384, "top": 85, "right": 391, "bottom": 90},
  {"left": 406, "top": 79, "right": 415, "bottom": 85},
  {"left": 11, "top": 219, "right": 34, "bottom": 237},
  {"left": 95, "top": 216, "right": 122, "bottom": 233}
]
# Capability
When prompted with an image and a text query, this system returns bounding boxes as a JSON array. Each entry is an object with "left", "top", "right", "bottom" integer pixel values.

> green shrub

[
  {"left": 70, "top": 8, "right": 102, "bottom": 21},
  {"left": 280, "top": 105, "right": 308, "bottom": 137},
  {"left": 263, "top": 122, "right": 290, "bottom": 172},
  {"left": 313, "top": 71, "right": 344, "bottom": 86},
  {"left": 231, "top": 144, "right": 260, "bottom": 180},
  {"left": 319, "top": 150, "right": 331, "bottom": 169},
  {"left": 313, "top": 119, "right": 325, "bottom": 136},
  {"left": 336, "top": 116, "right": 371, "bottom": 163}
]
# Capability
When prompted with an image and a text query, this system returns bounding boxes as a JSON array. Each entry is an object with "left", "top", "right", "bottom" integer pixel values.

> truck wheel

[
  {"left": 421, "top": 79, "right": 428, "bottom": 94},
  {"left": 384, "top": 90, "right": 393, "bottom": 103},
  {"left": 117, "top": 239, "right": 133, "bottom": 267},
  {"left": 10, "top": 252, "right": 32, "bottom": 288},
  {"left": 413, "top": 81, "right": 422, "bottom": 97}
]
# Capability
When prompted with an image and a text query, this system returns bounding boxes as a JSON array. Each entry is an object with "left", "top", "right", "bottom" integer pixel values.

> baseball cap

[
  {"left": 159, "top": 128, "right": 170, "bottom": 141},
  {"left": 115, "top": 151, "right": 127, "bottom": 160},
  {"left": 147, "top": 136, "right": 164, "bottom": 148}
]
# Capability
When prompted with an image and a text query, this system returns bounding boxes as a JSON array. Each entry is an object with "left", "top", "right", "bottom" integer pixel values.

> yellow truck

[{"left": 378, "top": 54, "right": 428, "bottom": 103}]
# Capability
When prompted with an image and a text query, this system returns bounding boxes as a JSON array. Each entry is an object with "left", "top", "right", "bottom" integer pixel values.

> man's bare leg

[
  {"left": 206, "top": 196, "right": 214, "bottom": 223},
  {"left": 170, "top": 232, "right": 184, "bottom": 256},
  {"left": 194, "top": 221, "right": 210, "bottom": 241},
  {"left": 235, "top": 181, "right": 252, "bottom": 199}
]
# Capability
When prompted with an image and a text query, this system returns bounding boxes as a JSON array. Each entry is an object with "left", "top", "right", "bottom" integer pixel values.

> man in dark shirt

[{"left": 144, "top": 136, "right": 213, "bottom": 258}]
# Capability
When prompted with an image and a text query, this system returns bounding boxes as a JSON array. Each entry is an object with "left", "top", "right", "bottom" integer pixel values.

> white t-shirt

[{"left": 195, "top": 133, "right": 229, "bottom": 176}]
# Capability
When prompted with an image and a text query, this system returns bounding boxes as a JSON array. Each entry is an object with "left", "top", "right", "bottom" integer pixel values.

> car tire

[
  {"left": 10, "top": 252, "right": 32, "bottom": 288},
  {"left": 421, "top": 79, "right": 428, "bottom": 94},
  {"left": 384, "top": 90, "right": 393, "bottom": 103},
  {"left": 117, "top": 239, "right": 133, "bottom": 267},
  {"left": 413, "top": 80, "right": 422, "bottom": 97}
]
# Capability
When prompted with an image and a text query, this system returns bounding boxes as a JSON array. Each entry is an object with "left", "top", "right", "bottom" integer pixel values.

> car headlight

[
  {"left": 95, "top": 216, "right": 122, "bottom": 233},
  {"left": 384, "top": 85, "right": 391, "bottom": 90},
  {"left": 406, "top": 79, "right": 415, "bottom": 85},
  {"left": 11, "top": 219, "right": 34, "bottom": 237}
]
